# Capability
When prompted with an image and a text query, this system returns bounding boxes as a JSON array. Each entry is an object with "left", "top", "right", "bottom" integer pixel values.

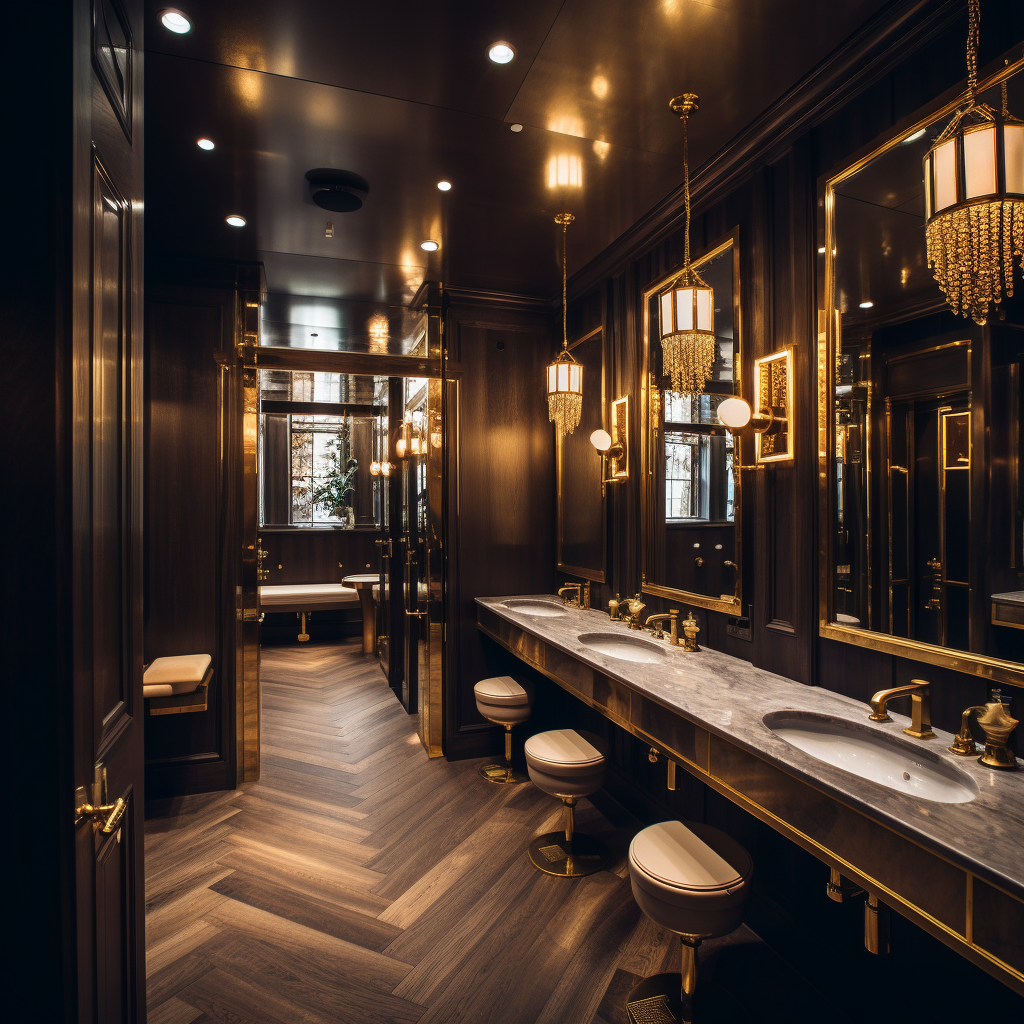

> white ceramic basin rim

[
  {"left": 503, "top": 599, "right": 567, "bottom": 618},
  {"left": 577, "top": 632, "right": 666, "bottom": 664},
  {"left": 763, "top": 711, "right": 978, "bottom": 804}
]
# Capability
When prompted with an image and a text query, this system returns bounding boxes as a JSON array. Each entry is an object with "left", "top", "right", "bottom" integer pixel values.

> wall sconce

[
  {"left": 590, "top": 396, "right": 629, "bottom": 496},
  {"left": 716, "top": 348, "right": 794, "bottom": 464},
  {"left": 370, "top": 461, "right": 394, "bottom": 477},
  {"left": 394, "top": 413, "right": 425, "bottom": 460}
]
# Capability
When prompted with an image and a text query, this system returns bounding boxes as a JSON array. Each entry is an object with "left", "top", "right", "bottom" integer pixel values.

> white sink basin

[
  {"left": 763, "top": 711, "right": 978, "bottom": 804},
  {"left": 504, "top": 599, "right": 567, "bottom": 618},
  {"left": 577, "top": 632, "right": 666, "bottom": 664}
]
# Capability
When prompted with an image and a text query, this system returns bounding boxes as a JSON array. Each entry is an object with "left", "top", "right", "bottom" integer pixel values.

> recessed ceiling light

[
  {"left": 817, "top": 246, "right": 826, "bottom": 254},
  {"left": 226, "top": 215, "right": 246, "bottom": 227},
  {"left": 859, "top": 300, "right": 874, "bottom": 309},
  {"left": 160, "top": 9, "right": 192, "bottom": 34},
  {"left": 437, "top": 180, "right": 452, "bottom": 192},
  {"left": 510, "top": 123, "right": 524, "bottom": 133},
  {"left": 420, "top": 239, "right": 439, "bottom": 252},
  {"left": 488, "top": 41, "right": 516, "bottom": 65},
  {"left": 197, "top": 138, "right": 214, "bottom": 151}
]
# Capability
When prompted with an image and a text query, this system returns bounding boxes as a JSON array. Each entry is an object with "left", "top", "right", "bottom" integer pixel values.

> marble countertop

[
  {"left": 477, "top": 595, "right": 1024, "bottom": 901},
  {"left": 992, "top": 591, "right": 1024, "bottom": 605}
]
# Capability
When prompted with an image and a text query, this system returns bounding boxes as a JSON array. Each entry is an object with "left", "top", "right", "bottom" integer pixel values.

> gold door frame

[
  {"left": 557, "top": 325, "right": 607, "bottom": 582},
  {"left": 818, "top": 54, "right": 1024, "bottom": 686},
  {"left": 242, "top": 307, "right": 446, "bottom": 761},
  {"left": 641, "top": 228, "right": 743, "bottom": 614}
]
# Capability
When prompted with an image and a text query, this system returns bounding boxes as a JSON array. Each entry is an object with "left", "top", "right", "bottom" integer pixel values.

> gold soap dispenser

[
  {"left": 975, "top": 700, "right": 1019, "bottom": 770},
  {"left": 681, "top": 611, "right": 701, "bottom": 652}
]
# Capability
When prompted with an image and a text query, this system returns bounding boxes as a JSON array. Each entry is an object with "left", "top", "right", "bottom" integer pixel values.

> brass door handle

[
  {"left": 76, "top": 795, "right": 127, "bottom": 834},
  {"left": 405, "top": 609, "right": 428, "bottom": 618}
]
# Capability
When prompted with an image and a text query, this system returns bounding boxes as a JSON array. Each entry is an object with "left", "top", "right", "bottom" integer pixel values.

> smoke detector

[{"left": 305, "top": 168, "right": 370, "bottom": 213}]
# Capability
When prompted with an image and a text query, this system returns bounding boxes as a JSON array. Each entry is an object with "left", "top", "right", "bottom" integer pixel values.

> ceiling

[{"left": 144, "top": 0, "right": 891, "bottom": 307}]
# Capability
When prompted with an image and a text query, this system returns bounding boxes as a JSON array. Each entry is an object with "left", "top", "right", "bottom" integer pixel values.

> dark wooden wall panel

[
  {"left": 258, "top": 529, "right": 378, "bottom": 584},
  {"left": 444, "top": 295, "right": 555, "bottom": 757},
  {"left": 144, "top": 285, "right": 237, "bottom": 797}
]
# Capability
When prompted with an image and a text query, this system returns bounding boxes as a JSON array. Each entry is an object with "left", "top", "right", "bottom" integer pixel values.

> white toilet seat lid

[
  {"left": 630, "top": 820, "right": 751, "bottom": 892},
  {"left": 525, "top": 728, "right": 605, "bottom": 767},
  {"left": 474, "top": 676, "right": 530, "bottom": 705}
]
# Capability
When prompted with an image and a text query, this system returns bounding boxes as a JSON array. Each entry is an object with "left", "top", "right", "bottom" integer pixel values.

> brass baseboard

[{"left": 527, "top": 831, "right": 610, "bottom": 878}]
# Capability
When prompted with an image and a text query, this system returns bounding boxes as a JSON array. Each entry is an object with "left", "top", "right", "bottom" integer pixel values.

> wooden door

[{"left": 71, "top": 0, "right": 146, "bottom": 1020}]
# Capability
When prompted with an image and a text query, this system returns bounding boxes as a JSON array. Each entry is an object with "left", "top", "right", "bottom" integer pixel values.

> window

[
  {"left": 663, "top": 390, "right": 735, "bottom": 523},
  {"left": 289, "top": 415, "right": 352, "bottom": 525}
]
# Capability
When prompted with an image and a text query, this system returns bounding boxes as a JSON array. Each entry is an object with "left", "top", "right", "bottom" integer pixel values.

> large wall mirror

[
  {"left": 557, "top": 327, "right": 606, "bottom": 581},
  {"left": 641, "top": 230, "right": 742, "bottom": 614},
  {"left": 819, "top": 61, "right": 1024, "bottom": 685}
]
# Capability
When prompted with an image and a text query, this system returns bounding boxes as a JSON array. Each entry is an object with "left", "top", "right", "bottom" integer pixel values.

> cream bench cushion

[{"left": 143, "top": 654, "right": 211, "bottom": 698}]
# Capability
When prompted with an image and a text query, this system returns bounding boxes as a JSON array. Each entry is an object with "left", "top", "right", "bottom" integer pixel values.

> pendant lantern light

[
  {"left": 924, "top": 0, "right": 1024, "bottom": 324},
  {"left": 547, "top": 212, "right": 583, "bottom": 436},
  {"left": 659, "top": 93, "right": 716, "bottom": 395}
]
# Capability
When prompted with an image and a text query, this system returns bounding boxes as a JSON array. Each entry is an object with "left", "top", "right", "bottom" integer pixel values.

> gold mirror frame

[
  {"left": 557, "top": 326, "right": 607, "bottom": 582},
  {"left": 641, "top": 229, "right": 742, "bottom": 614},
  {"left": 818, "top": 55, "right": 1024, "bottom": 687}
]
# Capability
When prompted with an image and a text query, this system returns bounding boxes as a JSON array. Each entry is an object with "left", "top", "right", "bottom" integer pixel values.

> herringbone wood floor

[{"left": 144, "top": 640, "right": 741, "bottom": 1024}]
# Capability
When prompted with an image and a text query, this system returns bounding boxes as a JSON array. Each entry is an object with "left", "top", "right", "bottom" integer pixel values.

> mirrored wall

[
  {"left": 259, "top": 370, "right": 387, "bottom": 529},
  {"left": 642, "top": 231, "right": 743, "bottom": 613},
  {"left": 819, "top": 66, "right": 1024, "bottom": 684}
]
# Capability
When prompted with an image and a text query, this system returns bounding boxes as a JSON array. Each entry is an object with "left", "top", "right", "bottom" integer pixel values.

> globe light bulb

[{"left": 717, "top": 397, "right": 752, "bottom": 429}]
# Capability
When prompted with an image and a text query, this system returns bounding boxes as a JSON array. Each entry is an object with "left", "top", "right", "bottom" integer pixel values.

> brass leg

[
  {"left": 478, "top": 721, "right": 526, "bottom": 785},
  {"left": 563, "top": 797, "right": 576, "bottom": 843},
  {"left": 297, "top": 611, "right": 310, "bottom": 642},
  {"left": 679, "top": 936, "right": 702, "bottom": 1024},
  {"left": 504, "top": 725, "right": 513, "bottom": 782}
]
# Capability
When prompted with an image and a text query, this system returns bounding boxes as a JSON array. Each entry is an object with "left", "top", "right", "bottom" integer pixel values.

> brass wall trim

[
  {"left": 640, "top": 227, "right": 743, "bottom": 615},
  {"left": 478, "top": 609, "right": 1024, "bottom": 996},
  {"left": 817, "top": 60, "right": 1024, "bottom": 688}
]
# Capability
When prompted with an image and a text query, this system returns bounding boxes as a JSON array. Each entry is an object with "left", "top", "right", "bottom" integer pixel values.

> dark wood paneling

[
  {"left": 444, "top": 297, "right": 555, "bottom": 757},
  {"left": 258, "top": 529, "right": 378, "bottom": 584},
  {"left": 144, "top": 284, "right": 237, "bottom": 798}
]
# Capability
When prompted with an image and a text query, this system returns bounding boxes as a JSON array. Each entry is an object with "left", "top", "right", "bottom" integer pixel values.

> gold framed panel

[
  {"left": 557, "top": 325, "right": 607, "bottom": 582},
  {"left": 641, "top": 228, "right": 743, "bottom": 614},
  {"left": 818, "top": 55, "right": 1024, "bottom": 687},
  {"left": 754, "top": 348, "right": 794, "bottom": 464}
]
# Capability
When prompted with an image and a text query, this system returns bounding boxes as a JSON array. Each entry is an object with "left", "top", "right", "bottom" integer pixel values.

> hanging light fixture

[
  {"left": 546, "top": 212, "right": 583, "bottom": 436},
  {"left": 924, "top": 0, "right": 1024, "bottom": 325},
  {"left": 659, "top": 93, "right": 716, "bottom": 395}
]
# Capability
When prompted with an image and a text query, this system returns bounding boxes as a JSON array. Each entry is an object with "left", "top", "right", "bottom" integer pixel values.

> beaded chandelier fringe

[
  {"left": 926, "top": 200, "right": 1024, "bottom": 324},
  {"left": 547, "top": 391, "right": 583, "bottom": 436},
  {"left": 662, "top": 331, "right": 717, "bottom": 395}
]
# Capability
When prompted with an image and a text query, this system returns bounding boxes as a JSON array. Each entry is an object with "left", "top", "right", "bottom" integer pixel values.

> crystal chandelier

[
  {"left": 546, "top": 212, "right": 583, "bottom": 436},
  {"left": 660, "top": 93, "right": 715, "bottom": 395},
  {"left": 924, "top": 0, "right": 1024, "bottom": 324}
]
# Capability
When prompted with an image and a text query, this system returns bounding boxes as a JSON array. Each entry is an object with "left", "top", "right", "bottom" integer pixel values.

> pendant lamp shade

[
  {"left": 923, "top": 0, "right": 1024, "bottom": 324},
  {"left": 547, "top": 212, "right": 583, "bottom": 435},
  {"left": 660, "top": 92, "right": 716, "bottom": 394}
]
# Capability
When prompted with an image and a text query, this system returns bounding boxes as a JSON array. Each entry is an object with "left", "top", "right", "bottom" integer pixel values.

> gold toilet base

[
  {"left": 625, "top": 973, "right": 747, "bottom": 1024},
  {"left": 478, "top": 763, "right": 527, "bottom": 785},
  {"left": 527, "top": 831, "right": 610, "bottom": 877}
]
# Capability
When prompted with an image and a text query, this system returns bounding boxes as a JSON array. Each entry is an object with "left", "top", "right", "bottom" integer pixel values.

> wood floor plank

[
  {"left": 147, "top": 996, "right": 206, "bottom": 1024},
  {"left": 209, "top": 871, "right": 402, "bottom": 952}
]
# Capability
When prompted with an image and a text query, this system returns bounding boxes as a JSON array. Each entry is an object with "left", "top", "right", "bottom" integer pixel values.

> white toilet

[
  {"left": 473, "top": 676, "right": 535, "bottom": 784},
  {"left": 627, "top": 819, "right": 753, "bottom": 1023}
]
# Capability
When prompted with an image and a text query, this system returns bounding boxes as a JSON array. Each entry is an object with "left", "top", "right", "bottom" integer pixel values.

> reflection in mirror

[
  {"left": 259, "top": 370, "right": 388, "bottom": 528},
  {"left": 643, "top": 234, "right": 742, "bottom": 612},
  {"left": 557, "top": 329, "right": 606, "bottom": 581},
  {"left": 822, "top": 69, "right": 1024, "bottom": 681}
]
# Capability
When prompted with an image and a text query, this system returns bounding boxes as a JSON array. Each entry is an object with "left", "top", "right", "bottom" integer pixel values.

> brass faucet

[
  {"left": 623, "top": 594, "right": 647, "bottom": 629},
  {"left": 868, "top": 679, "right": 934, "bottom": 739},
  {"left": 558, "top": 583, "right": 582, "bottom": 607},
  {"left": 645, "top": 609, "right": 680, "bottom": 645}
]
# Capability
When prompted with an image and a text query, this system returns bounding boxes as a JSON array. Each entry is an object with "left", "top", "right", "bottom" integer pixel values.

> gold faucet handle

[
  {"left": 949, "top": 706, "right": 985, "bottom": 756},
  {"left": 681, "top": 612, "right": 700, "bottom": 651}
]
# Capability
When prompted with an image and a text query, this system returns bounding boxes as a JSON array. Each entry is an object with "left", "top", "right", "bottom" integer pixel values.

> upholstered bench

[
  {"left": 259, "top": 584, "right": 361, "bottom": 642},
  {"left": 144, "top": 654, "right": 213, "bottom": 715}
]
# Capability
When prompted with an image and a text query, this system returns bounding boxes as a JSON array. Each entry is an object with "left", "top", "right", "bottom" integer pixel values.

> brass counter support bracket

[
  {"left": 864, "top": 895, "right": 890, "bottom": 955},
  {"left": 826, "top": 868, "right": 864, "bottom": 903}
]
